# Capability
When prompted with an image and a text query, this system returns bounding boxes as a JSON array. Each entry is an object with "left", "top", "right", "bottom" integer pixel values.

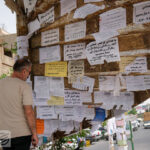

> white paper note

[
  {"left": 38, "top": 7, "right": 54, "bottom": 26},
  {"left": 17, "top": 36, "right": 28, "bottom": 49},
  {"left": 49, "top": 77, "right": 64, "bottom": 97},
  {"left": 64, "top": 43, "right": 86, "bottom": 61},
  {"left": 144, "top": 75, "right": 150, "bottom": 90},
  {"left": 74, "top": 4, "right": 105, "bottom": 19},
  {"left": 100, "top": 7, "right": 126, "bottom": 32},
  {"left": 58, "top": 120, "right": 74, "bottom": 134},
  {"left": 64, "top": 90, "right": 82, "bottom": 106},
  {"left": 44, "top": 120, "right": 59, "bottom": 137},
  {"left": 17, "top": 36, "right": 29, "bottom": 58},
  {"left": 126, "top": 76, "right": 146, "bottom": 91},
  {"left": 65, "top": 21, "right": 86, "bottom": 42},
  {"left": 41, "top": 28, "right": 59, "bottom": 46},
  {"left": 72, "top": 76, "right": 95, "bottom": 93},
  {"left": 39, "top": 45, "right": 61, "bottom": 64},
  {"left": 94, "top": 91, "right": 134, "bottom": 110},
  {"left": 125, "top": 57, "right": 147, "bottom": 73},
  {"left": 83, "top": 106, "right": 95, "bottom": 120},
  {"left": 74, "top": 121, "right": 80, "bottom": 131},
  {"left": 59, "top": 106, "right": 75, "bottom": 121},
  {"left": 99, "top": 76, "right": 115, "bottom": 91},
  {"left": 33, "top": 98, "right": 48, "bottom": 106},
  {"left": 34, "top": 76, "right": 50, "bottom": 99},
  {"left": 68, "top": 60, "right": 84, "bottom": 83},
  {"left": 86, "top": 37, "right": 120, "bottom": 65},
  {"left": 92, "top": 31, "right": 119, "bottom": 43},
  {"left": 37, "top": 106, "right": 57, "bottom": 119},
  {"left": 28, "top": 18, "right": 40, "bottom": 34},
  {"left": 61, "top": 0, "right": 77, "bottom": 16},
  {"left": 23, "top": 0, "right": 37, "bottom": 15},
  {"left": 73, "top": 106, "right": 85, "bottom": 122},
  {"left": 133, "top": 1, "right": 150, "bottom": 24},
  {"left": 80, "top": 91, "right": 92, "bottom": 103}
]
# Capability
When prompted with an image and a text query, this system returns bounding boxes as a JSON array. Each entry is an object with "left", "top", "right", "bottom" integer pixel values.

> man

[{"left": 0, "top": 58, "right": 38, "bottom": 150}]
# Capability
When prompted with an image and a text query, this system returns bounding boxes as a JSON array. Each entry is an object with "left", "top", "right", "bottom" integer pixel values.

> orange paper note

[{"left": 36, "top": 119, "right": 44, "bottom": 134}]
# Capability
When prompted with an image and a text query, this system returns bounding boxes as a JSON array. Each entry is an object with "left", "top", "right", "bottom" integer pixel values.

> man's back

[{"left": 0, "top": 77, "right": 32, "bottom": 138}]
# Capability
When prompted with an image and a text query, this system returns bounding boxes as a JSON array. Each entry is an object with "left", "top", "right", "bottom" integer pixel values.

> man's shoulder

[{"left": 0, "top": 77, "right": 28, "bottom": 87}]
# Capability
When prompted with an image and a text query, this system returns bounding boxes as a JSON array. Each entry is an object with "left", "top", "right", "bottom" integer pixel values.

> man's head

[{"left": 12, "top": 57, "right": 32, "bottom": 81}]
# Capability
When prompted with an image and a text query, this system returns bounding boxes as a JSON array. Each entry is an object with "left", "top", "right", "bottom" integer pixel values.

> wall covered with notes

[{"left": 6, "top": 0, "right": 150, "bottom": 138}]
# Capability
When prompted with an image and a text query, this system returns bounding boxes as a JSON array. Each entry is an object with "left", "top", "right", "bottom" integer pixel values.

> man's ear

[{"left": 22, "top": 69, "right": 26, "bottom": 75}]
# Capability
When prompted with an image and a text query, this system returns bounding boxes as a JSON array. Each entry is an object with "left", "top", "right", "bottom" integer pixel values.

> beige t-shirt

[{"left": 0, "top": 77, "right": 33, "bottom": 138}]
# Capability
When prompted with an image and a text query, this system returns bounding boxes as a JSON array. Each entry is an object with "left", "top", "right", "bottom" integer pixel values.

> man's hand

[{"left": 32, "top": 133, "right": 39, "bottom": 147}]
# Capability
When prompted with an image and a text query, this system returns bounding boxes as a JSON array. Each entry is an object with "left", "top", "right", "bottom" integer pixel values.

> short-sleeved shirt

[{"left": 0, "top": 77, "right": 33, "bottom": 138}]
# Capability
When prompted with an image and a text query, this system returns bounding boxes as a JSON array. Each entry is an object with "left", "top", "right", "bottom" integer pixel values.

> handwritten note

[
  {"left": 28, "top": 18, "right": 40, "bottom": 34},
  {"left": 47, "top": 96, "right": 64, "bottom": 105},
  {"left": 64, "top": 43, "right": 86, "bottom": 61},
  {"left": 64, "top": 90, "right": 82, "bottom": 105},
  {"left": 39, "top": 45, "right": 61, "bottom": 64},
  {"left": 65, "top": 21, "right": 86, "bottom": 42},
  {"left": 72, "top": 76, "right": 95, "bottom": 93},
  {"left": 86, "top": 37, "right": 120, "bottom": 65},
  {"left": 41, "top": 28, "right": 59, "bottom": 46},
  {"left": 68, "top": 60, "right": 84, "bottom": 83},
  {"left": 99, "top": 7, "right": 126, "bottom": 32},
  {"left": 45, "top": 61, "right": 67, "bottom": 77},
  {"left": 38, "top": 7, "right": 54, "bottom": 26},
  {"left": 74, "top": 4, "right": 105, "bottom": 19},
  {"left": 23, "top": 0, "right": 37, "bottom": 15},
  {"left": 125, "top": 57, "right": 147, "bottom": 73},
  {"left": 133, "top": 1, "right": 150, "bottom": 24},
  {"left": 61, "top": 0, "right": 77, "bottom": 16}
]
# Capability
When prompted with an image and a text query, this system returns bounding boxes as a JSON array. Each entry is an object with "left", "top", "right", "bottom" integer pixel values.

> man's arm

[{"left": 24, "top": 105, "right": 38, "bottom": 146}]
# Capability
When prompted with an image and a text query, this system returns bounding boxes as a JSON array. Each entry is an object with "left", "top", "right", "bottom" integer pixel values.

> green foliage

[
  {"left": 102, "top": 120, "right": 107, "bottom": 127},
  {"left": 39, "top": 130, "right": 90, "bottom": 150},
  {"left": 128, "top": 108, "right": 137, "bottom": 115},
  {"left": 11, "top": 42, "right": 17, "bottom": 54},
  {"left": 0, "top": 42, "right": 8, "bottom": 47},
  {"left": 0, "top": 68, "right": 13, "bottom": 80},
  {"left": 0, "top": 74, "right": 7, "bottom": 79},
  {"left": 0, "top": 42, "right": 17, "bottom": 54}
]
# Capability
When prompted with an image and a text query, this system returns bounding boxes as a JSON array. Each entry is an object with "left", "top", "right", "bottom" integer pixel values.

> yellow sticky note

[
  {"left": 47, "top": 96, "right": 64, "bottom": 105},
  {"left": 45, "top": 61, "right": 67, "bottom": 77}
]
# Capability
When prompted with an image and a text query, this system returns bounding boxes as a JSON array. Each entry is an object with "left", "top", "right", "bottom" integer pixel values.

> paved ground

[{"left": 84, "top": 125, "right": 150, "bottom": 150}]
